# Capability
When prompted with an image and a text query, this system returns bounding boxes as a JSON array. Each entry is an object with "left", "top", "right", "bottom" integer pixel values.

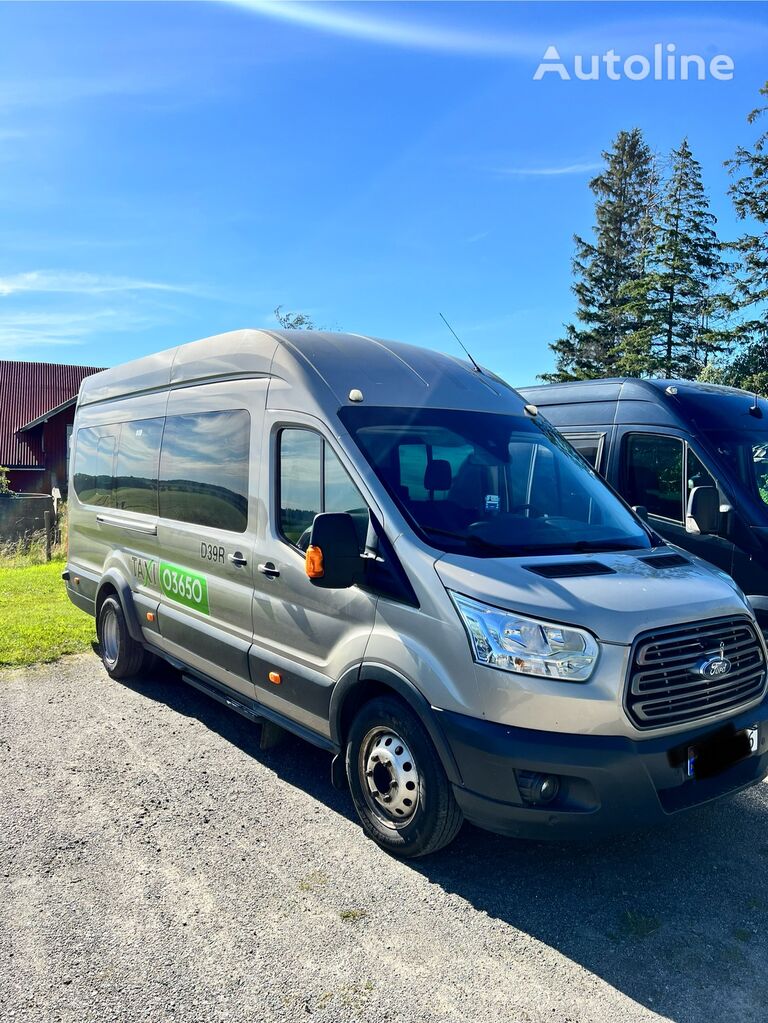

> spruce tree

[
  {"left": 726, "top": 81, "right": 768, "bottom": 354},
  {"left": 642, "top": 139, "right": 726, "bottom": 378},
  {"left": 544, "top": 128, "right": 658, "bottom": 381}
]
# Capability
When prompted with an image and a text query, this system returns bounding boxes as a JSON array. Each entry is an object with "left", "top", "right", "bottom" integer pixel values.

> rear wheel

[
  {"left": 97, "top": 595, "right": 148, "bottom": 679},
  {"left": 346, "top": 695, "right": 463, "bottom": 858}
]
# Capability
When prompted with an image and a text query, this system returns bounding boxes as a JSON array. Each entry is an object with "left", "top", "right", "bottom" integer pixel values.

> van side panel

[
  {"left": 67, "top": 389, "right": 168, "bottom": 617},
  {"left": 149, "top": 379, "right": 268, "bottom": 699}
]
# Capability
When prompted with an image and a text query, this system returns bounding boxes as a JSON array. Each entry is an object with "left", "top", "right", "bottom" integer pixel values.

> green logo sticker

[{"left": 159, "top": 561, "right": 209, "bottom": 615}]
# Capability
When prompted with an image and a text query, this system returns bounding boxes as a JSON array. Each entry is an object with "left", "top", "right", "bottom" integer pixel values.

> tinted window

[
  {"left": 279, "top": 429, "right": 367, "bottom": 549},
  {"left": 114, "top": 418, "right": 163, "bottom": 514},
  {"left": 754, "top": 445, "right": 768, "bottom": 506},
  {"left": 625, "top": 434, "right": 684, "bottom": 521},
  {"left": 159, "top": 411, "right": 250, "bottom": 532},
  {"left": 687, "top": 448, "right": 716, "bottom": 495},
  {"left": 566, "top": 434, "right": 604, "bottom": 471},
  {"left": 73, "top": 425, "right": 119, "bottom": 507}
]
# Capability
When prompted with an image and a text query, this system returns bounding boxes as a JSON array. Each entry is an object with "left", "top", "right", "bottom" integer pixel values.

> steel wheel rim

[
  {"left": 101, "top": 607, "right": 119, "bottom": 667},
  {"left": 358, "top": 726, "right": 420, "bottom": 829}
]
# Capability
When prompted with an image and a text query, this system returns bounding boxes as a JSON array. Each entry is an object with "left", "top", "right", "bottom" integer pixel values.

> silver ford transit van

[{"left": 65, "top": 329, "right": 768, "bottom": 857}]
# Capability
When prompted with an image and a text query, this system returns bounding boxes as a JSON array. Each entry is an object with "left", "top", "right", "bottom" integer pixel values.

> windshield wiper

[
  {"left": 419, "top": 525, "right": 513, "bottom": 555},
  {"left": 568, "top": 539, "right": 644, "bottom": 553},
  {"left": 420, "top": 526, "right": 644, "bottom": 558}
]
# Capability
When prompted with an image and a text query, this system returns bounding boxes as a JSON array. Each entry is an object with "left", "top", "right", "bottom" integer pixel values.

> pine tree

[
  {"left": 726, "top": 80, "right": 768, "bottom": 353},
  {"left": 543, "top": 128, "right": 659, "bottom": 381},
  {"left": 641, "top": 139, "right": 727, "bottom": 378}
]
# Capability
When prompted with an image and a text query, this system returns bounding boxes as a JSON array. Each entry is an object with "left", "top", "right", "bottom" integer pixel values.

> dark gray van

[
  {"left": 521, "top": 379, "right": 768, "bottom": 630},
  {"left": 65, "top": 336, "right": 768, "bottom": 856}
]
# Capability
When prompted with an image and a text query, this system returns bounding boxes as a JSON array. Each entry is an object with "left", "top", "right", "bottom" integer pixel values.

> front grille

[{"left": 626, "top": 616, "right": 767, "bottom": 729}]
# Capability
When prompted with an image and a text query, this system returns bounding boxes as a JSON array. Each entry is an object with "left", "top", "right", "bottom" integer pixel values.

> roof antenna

[
  {"left": 750, "top": 393, "right": 763, "bottom": 418},
  {"left": 439, "top": 312, "right": 483, "bottom": 374}
]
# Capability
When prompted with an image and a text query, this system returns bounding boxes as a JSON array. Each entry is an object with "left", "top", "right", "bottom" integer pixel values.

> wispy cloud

[
  {"left": 0, "top": 307, "right": 161, "bottom": 352},
  {"left": 465, "top": 230, "right": 491, "bottom": 244},
  {"left": 225, "top": 0, "right": 546, "bottom": 56},
  {"left": 0, "top": 73, "right": 180, "bottom": 112},
  {"left": 0, "top": 270, "right": 191, "bottom": 298},
  {"left": 496, "top": 162, "right": 603, "bottom": 178},
  {"left": 224, "top": 3, "right": 768, "bottom": 59}
]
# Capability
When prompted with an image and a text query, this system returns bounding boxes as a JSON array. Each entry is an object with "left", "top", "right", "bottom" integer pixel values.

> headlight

[{"left": 450, "top": 592, "right": 599, "bottom": 682}]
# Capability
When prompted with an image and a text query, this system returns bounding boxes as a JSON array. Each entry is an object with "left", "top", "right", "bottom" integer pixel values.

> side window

[
  {"left": 279, "top": 429, "right": 367, "bottom": 550},
  {"left": 687, "top": 447, "right": 716, "bottom": 496},
  {"left": 279, "top": 430, "right": 322, "bottom": 544},
  {"left": 73, "top": 425, "right": 119, "bottom": 507},
  {"left": 325, "top": 444, "right": 367, "bottom": 515},
  {"left": 624, "top": 434, "right": 684, "bottom": 522},
  {"left": 159, "top": 410, "right": 250, "bottom": 533},
  {"left": 565, "top": 433, "right": 604, "bottom": 472},
  {"left": 114, "top": 418, "right": 164, "bottom": 514}
]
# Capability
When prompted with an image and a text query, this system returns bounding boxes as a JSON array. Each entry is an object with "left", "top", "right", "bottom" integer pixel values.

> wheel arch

[
  {"left": 95, "top": 570, "right": 143, "bottom": 643},
  {"left": 330, "top": 663, "right": 463, "bottom": 786}
]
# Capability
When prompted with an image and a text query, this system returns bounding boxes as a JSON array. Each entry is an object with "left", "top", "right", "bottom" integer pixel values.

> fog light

[{"left": 516, "top": 770, "right": 560, "bottom": 806}]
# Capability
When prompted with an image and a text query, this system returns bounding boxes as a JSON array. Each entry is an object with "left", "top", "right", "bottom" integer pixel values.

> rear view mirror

[
  {"left": 632, "top": 505, "right": 649, "bottom": 523},
  {"left": 305, "top": 512, "right": 362, "bottom": 588},
  {"left": 686, "top": 486, "right": 719, "bottom": 535}
]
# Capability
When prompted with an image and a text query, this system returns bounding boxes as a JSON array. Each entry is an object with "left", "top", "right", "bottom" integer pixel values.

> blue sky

[{"left": 0, "top": 0, "right": 766, "bottom": 386}]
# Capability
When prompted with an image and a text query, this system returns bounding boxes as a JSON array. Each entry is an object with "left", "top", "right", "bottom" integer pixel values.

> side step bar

[{"left": 179, "top": 669, "right": 339, "bottom": 755}]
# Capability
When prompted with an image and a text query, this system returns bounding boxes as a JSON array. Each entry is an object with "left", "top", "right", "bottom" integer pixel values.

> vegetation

[
  {"left": 545, "top": 80, "right": 768, "bottom": 391},
  {"left": 274, "top": 305, "right": 317, "bottom": 330},
  {"left": 546, "top": 128, "right": 660, "bottom": 381},
  {"left": 0, "top": 560, "right": 94, "bottom": 667},
  {"left": 0, "top": 505, "right": 68, "bottom": 568},
  {"left": 726, "top": 82, "right": 768, "bottom": 360}
]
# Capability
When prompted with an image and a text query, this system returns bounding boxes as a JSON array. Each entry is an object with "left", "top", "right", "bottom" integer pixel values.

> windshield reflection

[{"left": 341, "top": 407, "right": 651, "bottom": 557}]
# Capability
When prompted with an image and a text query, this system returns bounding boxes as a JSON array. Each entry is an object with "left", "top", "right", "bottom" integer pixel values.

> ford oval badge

[{"left": 696, "top": 654, "right": 733, "bottom": 679}]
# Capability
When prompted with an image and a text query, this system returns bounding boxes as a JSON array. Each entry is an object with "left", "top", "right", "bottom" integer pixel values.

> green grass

[{"left": 0, "top": 560, "right": 95, "bottom": 667}]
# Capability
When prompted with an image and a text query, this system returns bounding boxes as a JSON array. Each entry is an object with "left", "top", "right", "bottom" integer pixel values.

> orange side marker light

[
  {"left": 305, "top": 545, "right": 324, "bottom": 579},
  {"left": 268, "top": 671, "right": 282, "bottom": 685},
  {"left": 146, "top": 612, "right": 155, "bottom": 623}
]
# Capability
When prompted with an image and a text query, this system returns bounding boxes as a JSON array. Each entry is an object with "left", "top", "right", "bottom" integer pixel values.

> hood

[{"left": 434, "top": 548, "right": 751, "bottom": 646}]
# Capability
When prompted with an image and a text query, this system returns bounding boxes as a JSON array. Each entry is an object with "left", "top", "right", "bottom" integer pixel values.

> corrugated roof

[{"left": 0, "top": 361, "right": 104, "bottom": 467}]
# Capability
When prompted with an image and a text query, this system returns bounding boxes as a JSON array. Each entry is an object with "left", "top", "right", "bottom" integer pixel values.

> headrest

[{"left": 424, "top": 459, "right": 452, "bottom": 492}]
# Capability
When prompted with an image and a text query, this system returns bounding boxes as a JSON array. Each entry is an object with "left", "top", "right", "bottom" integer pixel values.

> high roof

[
  {"left": 521, "top": 376, "right": 768, "bottom": 433},
  {"left": 78, "top": 329, "right": 521, "bottom": 416},
  {"left": 0, "top": 360, "right": 104, "bottom": 467}
]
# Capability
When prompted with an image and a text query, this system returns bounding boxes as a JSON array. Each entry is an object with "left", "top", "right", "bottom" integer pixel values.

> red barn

[{"left": 0, "top": 361, "right": 104, "bottom": 494}]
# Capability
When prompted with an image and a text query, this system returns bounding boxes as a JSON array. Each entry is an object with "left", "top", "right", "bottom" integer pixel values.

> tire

[
  {"left": 97, "top": 595, "right": 148, "bottom": 679},
  {"left": 345, "top": 695, "right": 463, "bottom": 858}
]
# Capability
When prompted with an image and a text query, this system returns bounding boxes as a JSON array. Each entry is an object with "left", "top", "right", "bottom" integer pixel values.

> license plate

[{"left": 686, "top": 725, "right": 759, "bottom": 780}]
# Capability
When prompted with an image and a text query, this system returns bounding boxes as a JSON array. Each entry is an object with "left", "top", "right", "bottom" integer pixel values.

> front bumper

[{"left": 437, "top": 695, "right": 768, "bottom": 841}]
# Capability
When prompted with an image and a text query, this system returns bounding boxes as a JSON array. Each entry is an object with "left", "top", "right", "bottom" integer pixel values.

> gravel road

[{"left": 2, "top": 653, "right": 768, "bottom": 1023}]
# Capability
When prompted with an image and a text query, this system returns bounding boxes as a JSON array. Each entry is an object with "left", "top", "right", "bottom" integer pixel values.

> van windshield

[
  {"left": 340, "top": 406, "right": 651, "bottom": 557},
  {"left": 706, "top": 430, "right": 768, "bottom": 510}
]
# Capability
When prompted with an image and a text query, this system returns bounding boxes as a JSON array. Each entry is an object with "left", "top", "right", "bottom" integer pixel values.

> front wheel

[
  {"left": 346, "top": 695, "right": 463, "bottom": 858},
  {"left": 97, "top": 595, "right": 149, "bottom": 679}
]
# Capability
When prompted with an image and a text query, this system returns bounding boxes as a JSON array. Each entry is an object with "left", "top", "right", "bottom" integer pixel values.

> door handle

[
  {"left": 258, "top": 562, "right": 280, "bottom": 578},
  {"left": 229, "top": 552, "right": 248, "bottom": 567}
]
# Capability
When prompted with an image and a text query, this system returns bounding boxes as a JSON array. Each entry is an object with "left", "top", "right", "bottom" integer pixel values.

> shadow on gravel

[{"left": 122, "top": 660, "right": 768, "bottom": 1023}]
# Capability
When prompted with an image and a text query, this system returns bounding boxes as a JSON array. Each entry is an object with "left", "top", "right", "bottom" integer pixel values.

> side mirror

[
  {"left": 686, "top": 486, "right": 719, "bottom": 535},
  {"left": 305, "top": 512, "right": 362, "bottom": 588},
  {"left": 632, "top": 505, "right": 649, "bottom": 523}
]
